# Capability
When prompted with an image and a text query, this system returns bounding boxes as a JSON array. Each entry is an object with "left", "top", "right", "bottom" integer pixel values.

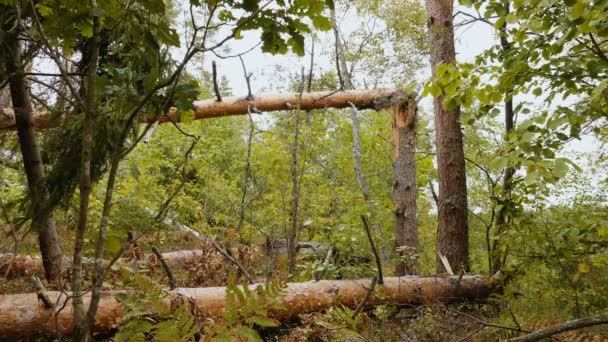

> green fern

[
  {"left": 114, "top": 271, "right": 199, "bottom": 341},
  {"left": 207, "top": 278, "right": 287, "bottom": 340}
]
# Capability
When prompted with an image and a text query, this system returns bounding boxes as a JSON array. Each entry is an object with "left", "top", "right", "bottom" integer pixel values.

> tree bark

[
  {"left": 330, "top": 8, "right": 354, "bottom": 90},
  {"left": 0, "top": 275, "right": 492, "bottom": 338},
  {"left": 508, "top": 315, "right": 608, "bottom": 342},
  {"left": 0, "top": 89, "right": 410, "bottom": 130},
  {"left": 0, "top": 250, "right": 242, "bottom": 280},
  {"left": 287, "top": 102, "right": 301, "bottom": 275},
  {"left": 491, "top": 2, "right": 516, "bottom": 276},
  {"left": 72, "top": 15, "right": 101, "bottom": 340},
  {"left": 3, "top": 27, "right": 64, "bottom": 283},
  {"left": 331, "top": 12, "right": 389, "bottom": 260},
  {"left": 393, "top": 101, "right": 419, "bottom": 275},
  {"left": 426, "top": 0, "right": 470, "bottom": 273}
]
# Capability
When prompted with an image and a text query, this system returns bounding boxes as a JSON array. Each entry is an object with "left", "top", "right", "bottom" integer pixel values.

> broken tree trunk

[
  {"left": 0, "top": 250, "right": 208, "bottom": 279},
  {"left": 0, "top": 89, "right": 409, "bottom": 130},
  {"left": 392, "top": 101, "right": 419, "bottom": 276},
  {"left": 0, "top": 275, "right": 491, "bottom": 338}
]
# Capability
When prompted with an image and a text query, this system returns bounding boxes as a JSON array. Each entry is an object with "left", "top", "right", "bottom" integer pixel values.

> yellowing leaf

[{"left": 570, "top": 1, "right": 585, "bottom": 19}]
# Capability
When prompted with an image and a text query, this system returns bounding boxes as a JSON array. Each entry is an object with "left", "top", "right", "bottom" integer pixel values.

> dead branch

[
  {"left": 508, "top": 315, "right": 608, "bottom": 342},
  {"left": 361, "top": 215, "right": 384, "bottom": 285},
  {"left": 151, "top": 246, "right": 176, "bottom": 290}
]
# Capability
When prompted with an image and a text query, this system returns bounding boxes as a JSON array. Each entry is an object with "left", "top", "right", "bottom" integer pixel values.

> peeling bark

[
  {"left": 0, "top": 275, "right": 491, "bottom": 338},
  {"left": 0, "top": 89, "right": 410, "bottom": 130},
  {"left": 392, "top": 101, "right": 419, "bottom": 275}
]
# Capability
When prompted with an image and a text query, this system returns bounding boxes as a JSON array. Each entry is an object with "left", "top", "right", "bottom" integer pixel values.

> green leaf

[
  {"left": 249, "top": 315, "right": 280, "bottom": 327},
  {"left": 552, "top": 158, "right": 570, "bottom": 178},
  {"left": 428, "top": 83, "right": 442, "bottom": 97},
  {"left": 570, "top": 0, "right": 585, "bottom": 19}
]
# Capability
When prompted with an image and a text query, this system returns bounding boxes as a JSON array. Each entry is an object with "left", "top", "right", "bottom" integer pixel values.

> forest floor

[{"left": 1, "top": 228, "right": 608, "bottom": 341}]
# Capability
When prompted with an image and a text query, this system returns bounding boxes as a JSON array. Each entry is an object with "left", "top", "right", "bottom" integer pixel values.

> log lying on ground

[
  {"left": 508, "top": 315, "right": 608, "bottom": 342},
  {"left": 0, "top": 250, "right": 206, "bottom": 279},
  {"left": 0, "top": 275, "right": 491, "bottom": 338},
  {"left": 261, "top": 238, "right": 327, "bottom": 257},
  {"left": 0, "top": 89, "right": 408, "bottom": 130}
]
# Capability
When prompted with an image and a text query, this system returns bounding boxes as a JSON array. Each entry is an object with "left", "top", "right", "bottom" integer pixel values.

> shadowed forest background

[{"left": 0, "top": 0, "right": 607, "bottom": 340}]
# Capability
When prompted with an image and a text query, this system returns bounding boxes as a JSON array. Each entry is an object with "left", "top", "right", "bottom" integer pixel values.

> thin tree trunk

[
  {"left": 237, "top": 112, "right": 254, "bottom": 233},
  {"left": 72, "top": 13, "right": 101, "bottom": 340},
  {"left": 287, "top": 106, "right": 301, "bottom": 275},
  {"left": 393, "top": 102, "right": 419, "bottom": 275},
  {"left": 3, "top": 27, "right": 63, "bottom": 283},
  {"left": 491, "top": 2, "right": 515, "bottom": 275},
  {"left": 426, "top": 0, "right": 470, "bottom": 273},
  {"left": 331, "top": 10, "right": 388, "bottom": 259},
  {"left": 330, "top": 9, "right": 353, "bottom": 90},
  {"left": 0, "top": 275, "right": 492, "bottom": 338},
  {"left": 85, "top": 153, "right": 120, "bottom": 333}
]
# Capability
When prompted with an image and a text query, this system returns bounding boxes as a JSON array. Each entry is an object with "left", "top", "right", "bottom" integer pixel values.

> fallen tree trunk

[
  {"left": 0, "top": 275, "right": 491, "bottom": 338},
  {"left": 508, "top": 315, "right": 608, "bottom": 342},
  {"left": 0, "top": 250, "right": 207, "bottom": 279},
  {"left": 0, "top": 89, "right": 408, "bottom": 130}
]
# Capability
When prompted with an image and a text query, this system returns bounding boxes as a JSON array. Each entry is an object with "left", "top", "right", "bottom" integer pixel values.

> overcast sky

[{"left": 200, "top": 4, "right": 599, "bottom": 156}]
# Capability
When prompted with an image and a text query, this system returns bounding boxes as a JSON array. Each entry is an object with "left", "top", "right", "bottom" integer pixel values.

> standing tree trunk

[
  {"left": 3, "top": 26, "right": 63, "bottom": 283},
  {"left": 287, "top": 102, "right": 301, "bottom": 275},
  {"left": 426, "top": 0, "right": 469, "bottom": 273},
  {"left": 491, "top": 2, "right": 516, "bottom": 276},
  {"left": 331, "top": 8, "right": 386, "bottom": 256},
  {"left": 72, "top": 13, "right": 101, "bottom": 340},
  {"left": 393, "top": 101, "right": 419, "bottom": 275}
]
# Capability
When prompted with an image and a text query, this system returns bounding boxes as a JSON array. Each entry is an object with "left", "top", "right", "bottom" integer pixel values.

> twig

[
  {"left": 307, "top": 38, "right": 314, "bottom": 93},
  {"left": 205, "top": 237, "right": 254, "bottom": 284},
  {"left": 212, "top": 61, "right": 222, "bottom": 102},
  {"left": 455, "top": 323, "right": 485, "bottom": 342},
  {"left": 360, "top": 215, "right": 383, "bottom": 285},
  {"left": 508, "top": 305, "right": 523, "bottom": 332},
  {"left": 0, "top": 196, "right": 19, "bottom": 253},
  {"left": 238, "top": 56, "right": 254, "bottom": 100},
  {"left": 351, "top": 277, "right": 377, "bottom": 319},
  {"left": 32, "top": 276, "right": 53, "bottom": 309},
  {"left": 151, "top": 245, "right": 176, "bottom": 289},
  {"left": 428, "top": 180, "right": 439, "bottom": 207},
  {"left": 237, "top": 106, "right": 255, "bottom": 233},
  {"left": 443, "top": 306, "right": 531, "bottom": 333}
]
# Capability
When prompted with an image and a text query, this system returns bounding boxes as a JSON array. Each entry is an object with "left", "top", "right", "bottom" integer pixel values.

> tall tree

[
  {"left": 426, "top": 0, "right": 469, "bottom": 273},
  {"left": 1, "top": 6, "right": 63, "bottom": 283}
]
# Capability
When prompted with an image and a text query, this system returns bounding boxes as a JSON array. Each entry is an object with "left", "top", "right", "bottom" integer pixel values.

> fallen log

[
  {"left": 508, "top": 315, "right": 608, "bottom": 342},
  {"left": 0, "top": 89, "right": 408, "bottom": 130},
  {"left": 0, "top": 250, "right": 207, "bottom": 279},
  {"left": 0, "top": 275, "right": 491, "bottom": 338}
]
